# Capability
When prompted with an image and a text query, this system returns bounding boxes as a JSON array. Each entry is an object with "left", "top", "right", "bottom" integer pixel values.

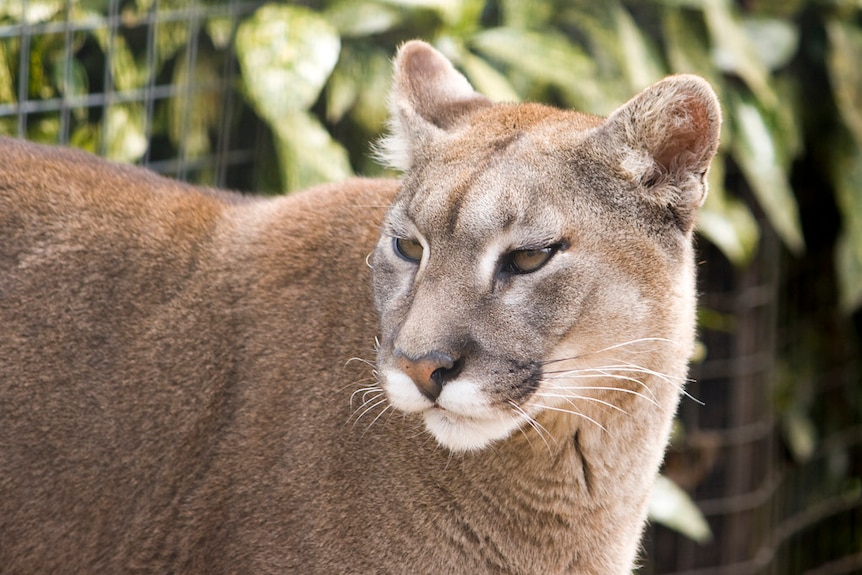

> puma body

[{"left": 0, "top": 41, "right": 720, "bottom": 574}]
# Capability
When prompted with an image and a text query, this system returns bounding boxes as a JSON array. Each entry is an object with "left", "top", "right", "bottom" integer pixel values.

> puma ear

[
  {"left": 603, "top": 75, "right": 721, "bottom": 232},
  {"left": 377, "top": 40, "right": 491, "bottom": 171}
]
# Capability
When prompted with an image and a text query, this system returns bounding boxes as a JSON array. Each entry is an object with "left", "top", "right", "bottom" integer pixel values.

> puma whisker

[
  {"left": 1, "top": 40, "right": 720, "bottom": 574},
  {"left": 506, "top": 399, "right": 554, "bottom": 453}
]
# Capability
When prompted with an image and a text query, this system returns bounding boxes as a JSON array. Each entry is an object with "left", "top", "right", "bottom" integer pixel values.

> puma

[{"left": 0, "top": 41, "right": 720, "bottom": 574}]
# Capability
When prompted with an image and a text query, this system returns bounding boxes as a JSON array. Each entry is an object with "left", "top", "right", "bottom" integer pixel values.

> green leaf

[
  {"left": 662, "top": 7, "right": 720, "bottom": 85},
  {"left": 169, "top": 47, "right": 222, "bottom": 160},
  {"left": 325, "top": 63, "right": 359, "bottom": 126},
  {"left": 51, "top": 55, "right": 89, "bottom": 101},
  {"left": 698, "top": 203, "right": 760, "bottom": 266},
  {"left": 326, "top": 46, "right": 391, "bottom": 131},
  {"left": 698, "top": 155, "right": 760, "bottom": 265},
  {"left": 69, "top": 123, "right": 100, "bottom": 154},
  {"left": 825, "top": 18, "right": 862, "bottom": 313},
  {"left": 435, "top": 38, "right": 520, "bottom": 103},
  {"left": 103, "top": 104, "right": 147, "bottom": 163},
  {"left": 704, "top": 0, "right": 777, "bottom": 110},
  {"left": 236, "top": 4, "right": 340, "bottom": 121},
  {"left": 378, "top": 0, "right": 482, "bottom": 28},
  {"left": 470, "top": 27, "right": 601, "bottom": 111},
  {"left": 471, "top": 28, "right": 594, "bottom": 88},
  {"left": 826, "top": 19, "right": 862, "bottom": 151},
  {"left": 651, "top": 0, "right": 709, "bottom": 6},
  {"left": 92, "top": 28, "right": 147, "bottom": 91},
  {"left": 0, "top": 41, "right": 16, "bottom": 105},
  {"left": 830, "top": 135, "right": 862, "bottom": 312},
  {"left": 1, "top": 0, "right": 63, "bottom": 24},
  {"left": 499, "top": 0, "right": 555, "bottom": 28},
  {"left": 730, "top": 92, "right": 805, "bottom": 255},
  {"left": 649, "top": 475, "right": 713, "bottom": 544},
  {"left": 273, "top": 111, "right": 353, "bottom": 193},
  {"left": 324, "top": 1, "right": 403, "bottom": 38},
  {"left": 781, "top": 409, "right": 817, "bottom": 463},
  {"left": 612, "top": 3, "right": 665, "bottom": 90},
  {"left": 557, "top": 4, "right": 631, "bottom": 109},
  {"left": 205, "top": 18, "right": 234, "bottom": 50},
  {"left": 743, "top": 17, "right": 799, "bottom": 72},
  {"left": 459, "top": 50, "right": 521, "bottom": 103}
]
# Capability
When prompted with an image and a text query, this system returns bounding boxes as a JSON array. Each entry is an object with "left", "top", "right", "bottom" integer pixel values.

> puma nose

[{"left": 395, "top": 350, "right": 462, "bottom": 402}]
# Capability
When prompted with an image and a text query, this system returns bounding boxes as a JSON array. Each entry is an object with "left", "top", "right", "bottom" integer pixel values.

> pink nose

[{"left": 396, "top": 351, "right": 458, "bottom": 402}]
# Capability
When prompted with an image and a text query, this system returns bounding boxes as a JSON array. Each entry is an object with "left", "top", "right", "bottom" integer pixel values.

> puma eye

[
  {"left": 503, "top": 245, "right": 560, "bottom": 275},
  {"left": 393, "top": 237, "right": 424, "bottom": 263}
]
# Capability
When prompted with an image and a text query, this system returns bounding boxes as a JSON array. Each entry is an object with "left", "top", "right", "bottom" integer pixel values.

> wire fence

[
  {"left": 2, "top": 3, "right": 860, "bottom": 574},
  {"left": 642, "top": 223, "right": 862, "bottom": 574},
  {"left": 0, "top": 0, "right": 272, "bottom": 190}
]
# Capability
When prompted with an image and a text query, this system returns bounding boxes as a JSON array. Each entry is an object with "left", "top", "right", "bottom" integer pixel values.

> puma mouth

[{"left": 381, "top": 368, "right": 531, "bottom": 451}]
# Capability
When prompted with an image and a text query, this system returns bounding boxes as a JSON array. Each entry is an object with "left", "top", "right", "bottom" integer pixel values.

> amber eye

[
  {"left": 504, "top": 245, "right": 559, "bottom": 275},
  {"left": 393, "top": 237, "right": 424, "bottom": 263}
]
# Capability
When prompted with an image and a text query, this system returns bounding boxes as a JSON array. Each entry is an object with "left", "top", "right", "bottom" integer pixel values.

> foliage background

[{"left": 2, "top": 0, "right": 860, "bottom": 572}]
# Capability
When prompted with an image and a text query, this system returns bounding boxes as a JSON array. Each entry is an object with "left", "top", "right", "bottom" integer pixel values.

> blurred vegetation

[
  {"left": 3, "top": 0, "right": 861, "bottom": 312},
  {"left": 2, "top": 0, "right": 861, "bottom": 553}
]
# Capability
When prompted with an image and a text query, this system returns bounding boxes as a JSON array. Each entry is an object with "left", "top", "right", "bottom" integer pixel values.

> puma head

[{"left": 372, "top": 40, "right": 720, "bottom": 452}]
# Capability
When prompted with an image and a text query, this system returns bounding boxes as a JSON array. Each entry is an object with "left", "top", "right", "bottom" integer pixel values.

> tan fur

[{"left": 0, "top": 41, "right": 720, "bottom": 574}]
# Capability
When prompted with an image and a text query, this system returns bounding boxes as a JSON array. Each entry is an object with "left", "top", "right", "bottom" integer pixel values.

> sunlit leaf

[
  {"left": 662, "top": 7, "right": 721, "bottom": 86},
  {"left": 837, "top": 233, "right": 862, "bottom": 314},
  {"left": 499, "top": 0, "right": 555, "bottom": 28},
  {"left": 91, "top": 29, "right": 147, "bottom": 90},
  {"left": 558, "top": 4, "right": 631, "bottom": 108},
  {"left": 80, "top": 0, "right": 115, "bottom": 11},
  {"left": 234, "top": 4, "right": 349, "bottom": 192},
  {"left": 0, "top": 41, "right": 16, "bottom": 105},
  {"left": 51, "top": 53, "right": 89, "bottom": 100},
  {"left": 697, "top": 155, "right": 760, "bottom": 265},
  {"left": 273, "top": 111, "right": 353, "bottom": 193},
  {"left": 69, "top": 123, "right": 99, "bottom": 154},
  {"left": 205, "top": 17, "right": 234, "bottom": 50},
  {"left": 471, "top": 28, "right": 594, "bottom": 87},
  {"left": 324, "top": 1, "right": 402, "bottom": 38},
  {"left": 743, "top": 17, "right": 799, "bottom": 72},
  {"left": 730, "top": 93, "right": 805, "bottom": 255},
  {"left": 648, "top": 475, "right": 713, "bottom": 544},
  {"left": 470, "top": 27, "right": 602, "bottom": 111},
  {"left": 27, "top": 117, "right": 60, "bottom": 144},
  {"left": 326, "top": 46, "right": 390, "bottom": 131},
  {"left": 103, "top": 104, "right": 147, "bottom": 163},
  {"left": 0, "top": 118, "right": 16, "bottom": 137},
  {"left": 378, "top": 0, "right": 482, "bottom": 28},
  {"left": 612, "top": 3, "right": 665, "bottom": 90},
  {"left": 826, "top": 19, "right": 862, "bottom": 150},
  {"left": 698, "top": 204, "right": 760, "bottom": 266},
  {"left": 27, "top": 36, "right": 56, "bottom": 100},
  {"left": 236, "top": 4, "right": 340, "bottom": 120},
  {"left": 704, "top": 0, "right": 777, "bottom": 110},
  {"left": 830, "top": 135, "right": 862, "bottom": 312},
  {"left": 782, "top": 409, "right": 817, "bottom": 463},
  {"left": 1, "top": 0, "right": 64, "bottom": 24},
  {"left": 698, "top": 307, "right": 737, "bottom": 333},
  {"left": 435, "top": 38, "right": 520, "bottom": 103},
  {"left": 326, "top": 64, "right": 359, "bottom": 126},
  {"left": 460, "top": 51, "right": 520, "bottom": 102},
  {"left": 169, "top": 47, "right": 222, "bottom": 159},
  {"left": 651, "top": 0, "right": 708, "bottom": 6},
  {"left": 154, "top": 20, "right": 190, "bottom": 68}
]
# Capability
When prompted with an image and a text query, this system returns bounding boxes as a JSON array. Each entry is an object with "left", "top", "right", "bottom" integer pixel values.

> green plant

[{"left": 227, "top": 0, "right": 861, "bottom": 311}]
